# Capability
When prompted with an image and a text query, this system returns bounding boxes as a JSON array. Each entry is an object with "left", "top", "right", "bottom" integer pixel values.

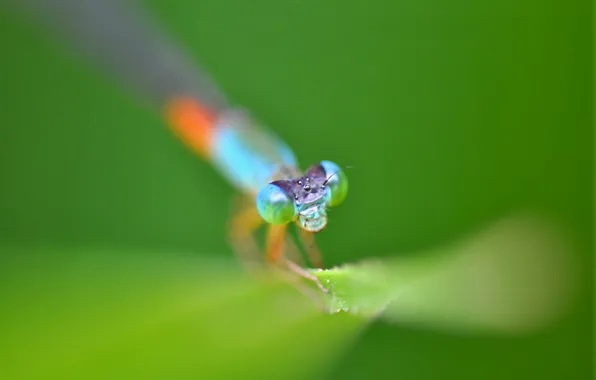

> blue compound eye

[
  {"left": 320, "top": 160, "right": 348, "bottom": 207},
  {"left": 256, "top": 183, "right": 296, "bottom": 224}
]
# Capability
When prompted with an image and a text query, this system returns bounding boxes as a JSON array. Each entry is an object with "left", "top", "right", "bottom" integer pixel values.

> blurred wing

[
  {"left": 5, "top": 0, "right": 298, "bottom": 192},
  {"left": 5, "top": 0, "right": 228, "bottom": 110}
]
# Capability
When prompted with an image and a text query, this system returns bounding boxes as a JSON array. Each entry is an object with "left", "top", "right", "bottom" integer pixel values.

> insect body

[
  {"left": 12, "top": 0, "right": 348, "bottom": 290},
  {"left": 167, "top": 98, "right": 348, "bottom": 282}
]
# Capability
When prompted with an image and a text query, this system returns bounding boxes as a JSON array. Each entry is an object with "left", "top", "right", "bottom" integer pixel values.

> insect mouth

[{"left": 298, "top": 204, "right": 327, "bottom": 232}]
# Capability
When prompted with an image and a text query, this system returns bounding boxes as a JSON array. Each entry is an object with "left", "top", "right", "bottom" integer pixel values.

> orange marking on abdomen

[{"left": 165, "top": 97, "right": 217, "bottom": 158}]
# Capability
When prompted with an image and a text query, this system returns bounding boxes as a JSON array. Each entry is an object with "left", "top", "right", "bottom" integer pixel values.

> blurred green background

[{"left": 0, "top": 0, "right": 591, "bottom": 379}]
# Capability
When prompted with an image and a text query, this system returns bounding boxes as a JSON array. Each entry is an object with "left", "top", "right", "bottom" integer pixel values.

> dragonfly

[
  {"left": 167, "top": 98, "right": 348, "bottom": 290},
  {"left": 9, "top": 0, "right": 348, "bottom": 291}
]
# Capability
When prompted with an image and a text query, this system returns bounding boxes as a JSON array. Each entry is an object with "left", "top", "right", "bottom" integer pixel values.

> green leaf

[
  {"left": 314, "top": 214, "right": 580, "bottom": 334},
  {"left": 0, "top": 248, "right": 366, "bottom": 380},
  {"left": 0, "top": 215, "right": 581, "bottom": 379}
]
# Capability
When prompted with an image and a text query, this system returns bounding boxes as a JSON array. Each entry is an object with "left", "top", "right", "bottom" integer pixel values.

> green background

[{"left": 0, "top": 0, "right": 591, "bottom": 379}]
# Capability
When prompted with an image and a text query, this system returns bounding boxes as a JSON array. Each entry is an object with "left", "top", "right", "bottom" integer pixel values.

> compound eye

[
  {"left": 320, "top": 160, "right": 348, "bottom": 207},
  {"left": 256, "top": 183, "right": 296, "bottom": 224}
]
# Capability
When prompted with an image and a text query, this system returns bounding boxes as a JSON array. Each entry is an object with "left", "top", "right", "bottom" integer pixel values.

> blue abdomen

[{"left": 210, "top": 111, "right": 297, "bottom": 194}]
